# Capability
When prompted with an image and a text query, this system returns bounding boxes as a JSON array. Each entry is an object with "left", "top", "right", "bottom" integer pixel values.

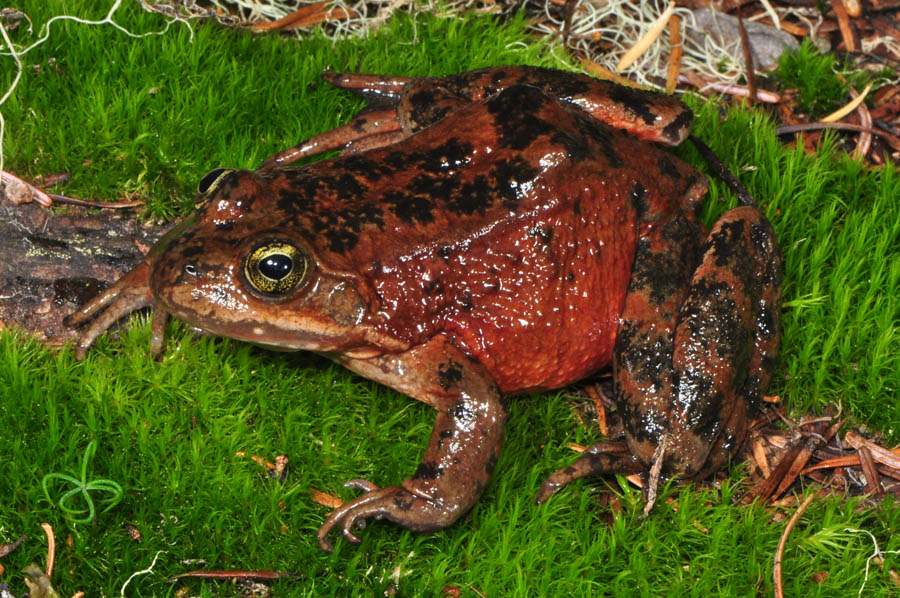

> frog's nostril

[{"left": 184, "top": 264, "right": 200, "bottom": 277}]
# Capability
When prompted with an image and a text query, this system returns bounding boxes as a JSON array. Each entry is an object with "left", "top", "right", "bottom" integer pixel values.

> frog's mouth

[{"left": 154, "top": 279, "right": 375, "bottom": 354}]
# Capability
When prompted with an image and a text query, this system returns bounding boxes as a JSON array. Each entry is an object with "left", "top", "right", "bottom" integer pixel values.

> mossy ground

[{"left": 1, "top": 2, "right": 899, "bottom": 596}]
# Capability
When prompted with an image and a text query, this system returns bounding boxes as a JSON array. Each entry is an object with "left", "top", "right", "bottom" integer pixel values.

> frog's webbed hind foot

[{"left": 536, "top": 442, "right": 643, "bottom": 504}]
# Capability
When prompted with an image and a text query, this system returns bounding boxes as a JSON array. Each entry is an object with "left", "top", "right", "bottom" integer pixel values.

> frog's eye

[
  {"left": 197, "top": 168, "right": 234, "bottom": 195},
  {"left": 244, "top": 241, "right": 309, "bottom": 296}
]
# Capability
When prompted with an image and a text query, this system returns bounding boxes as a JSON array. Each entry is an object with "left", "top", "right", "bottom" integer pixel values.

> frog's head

[{"left": 150, "top": 169, "right": 371, "bottom": 352}]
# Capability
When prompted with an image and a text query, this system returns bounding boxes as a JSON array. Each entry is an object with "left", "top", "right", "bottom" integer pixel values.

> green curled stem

[{"left": 42, "top": 441, "right": 123, "bottom": 524}]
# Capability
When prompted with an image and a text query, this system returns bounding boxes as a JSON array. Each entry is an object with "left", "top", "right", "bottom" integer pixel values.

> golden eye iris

[{"left": 244, "top": 241, "right": 309, "bottom": 296}]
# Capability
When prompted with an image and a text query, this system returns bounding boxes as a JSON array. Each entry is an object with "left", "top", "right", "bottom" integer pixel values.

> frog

[{"left": 66, "top": 66, "right": 782, "bottom": 553}]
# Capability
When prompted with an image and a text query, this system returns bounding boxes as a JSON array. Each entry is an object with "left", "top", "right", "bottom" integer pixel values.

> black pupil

[{"left": 259, "top": 254, "right": 293, "bottom": 280}]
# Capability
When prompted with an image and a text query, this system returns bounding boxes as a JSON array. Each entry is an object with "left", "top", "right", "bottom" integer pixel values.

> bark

[{"left": 0, "top": 197, "right": 168, "bottom": 346}]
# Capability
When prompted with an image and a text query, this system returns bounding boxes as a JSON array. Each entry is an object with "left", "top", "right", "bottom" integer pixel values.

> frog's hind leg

[
  {"left": 668, "top": 205, "right": 783, "bottom": 480},
  {"left": 536, "top": 443, "right": 643, "bottom": 504}
]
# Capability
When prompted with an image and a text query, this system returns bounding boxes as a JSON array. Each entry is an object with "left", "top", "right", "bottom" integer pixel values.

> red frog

[{"left": 67, "top": 66, "right": 782, "bottom": 552}]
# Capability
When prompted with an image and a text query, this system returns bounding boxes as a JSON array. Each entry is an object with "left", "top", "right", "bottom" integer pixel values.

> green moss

[{"left": 771, "top": 40, "right": 888, "bottom": 116}]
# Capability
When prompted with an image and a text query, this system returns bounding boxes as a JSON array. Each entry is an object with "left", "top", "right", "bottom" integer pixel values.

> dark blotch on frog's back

[
  {"left": 418, "top": 138, "right": 475, "bottom": 174},
  {"left": 559, "top": 113, "right": 623, "bottom": 167},
  {"left": 657, "top": 155, "right": 682, "bottom": 180},
  {"left": 385, "top": 190, "right": 435, "bottom": 225},
  {"left": 490, "top": 157, "right": 540, "bottom": 209},
  {"left": 322, "top": 203, "right": 385, "bottom": 253},
  {"left": 453, "top": 175, "right": 498, "bottom": 216},
  {"left": 486, "top": 85, "right": 556, "bottom": 151},
  {"left": 322, "top": 229, "right": 359, "bottom": 253},
  {"left": 273, "top": 167, "right": 390, "bottom": 253},
  {"left": 340, "top": 155, "right": 397, "bottom": 181},
  {"left": 517, "top": 66, "right": 593, "bottom": 99},
  {"left": 179, "top": 244, "right": 204, "bottom": 259},
  {"left": 372, "top": 141, "right": 477, "bottom": 216},
  {"left": 486, "top": 85, "right": 624, "bottom": 167},
  {"left": 410, "top": 173, "right": 462, "bottom": 198},
  {"left": 275, "top": 172, "right": 323, "bottom": 213},
  {"left": 278, "top": 168, "right": 366, "bottom": 201}
]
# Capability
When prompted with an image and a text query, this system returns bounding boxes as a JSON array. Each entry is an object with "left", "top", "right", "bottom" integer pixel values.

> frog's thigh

[
  {"left": 338, "top": 335, "right": 506, "bottom": 524},
  {"left": 670, "top": 206, "right": 782, "bottom": 477}
]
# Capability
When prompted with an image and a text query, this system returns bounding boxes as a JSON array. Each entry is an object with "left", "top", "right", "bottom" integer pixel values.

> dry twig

[
  {"left": 41, "top": 523, "right": 55, "bottom": 580},
  {"left": 773, "top": 493, "right": 816, "bottom": 598},
  {"left": 736, "top": 9, "right": 756, "bottom": 105}
]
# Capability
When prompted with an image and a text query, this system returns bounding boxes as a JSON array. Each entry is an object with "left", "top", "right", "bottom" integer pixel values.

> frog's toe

[
  {"left": 343, "top": 478, "right": 380, "bottom": 492},
  {"left": 65, "top": 261, "right": 155, "bottom": 360},
  {"left": 317, "top": 485, "right": 406, "bottom": 552},
  {"left": 537, "top": 443, "right": 642, "bottom": 504}
]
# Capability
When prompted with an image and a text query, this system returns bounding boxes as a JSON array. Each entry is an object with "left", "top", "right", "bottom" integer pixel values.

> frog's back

[{"left": 268, "top": 85, "right": 703, "bottom": 392}]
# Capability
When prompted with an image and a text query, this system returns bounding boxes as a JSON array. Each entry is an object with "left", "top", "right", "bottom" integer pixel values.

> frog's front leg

[
  {"left": 64, "top": 260, "right": 168, "bottom": 359},
  {"left": 257, "top": 72, "right": 470, "bottom": 170},
  {"left": 64, "top": 214, "right": 200, "bottom": 359},
  {"left": 257, "top": 108, "right": 405, "bottom": 170},
  {"left": 318, "top": 335, "right": 506, "bottom": 552},
  {"left": 257, "top": 73, "right": 423, "bottom": 170}
]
